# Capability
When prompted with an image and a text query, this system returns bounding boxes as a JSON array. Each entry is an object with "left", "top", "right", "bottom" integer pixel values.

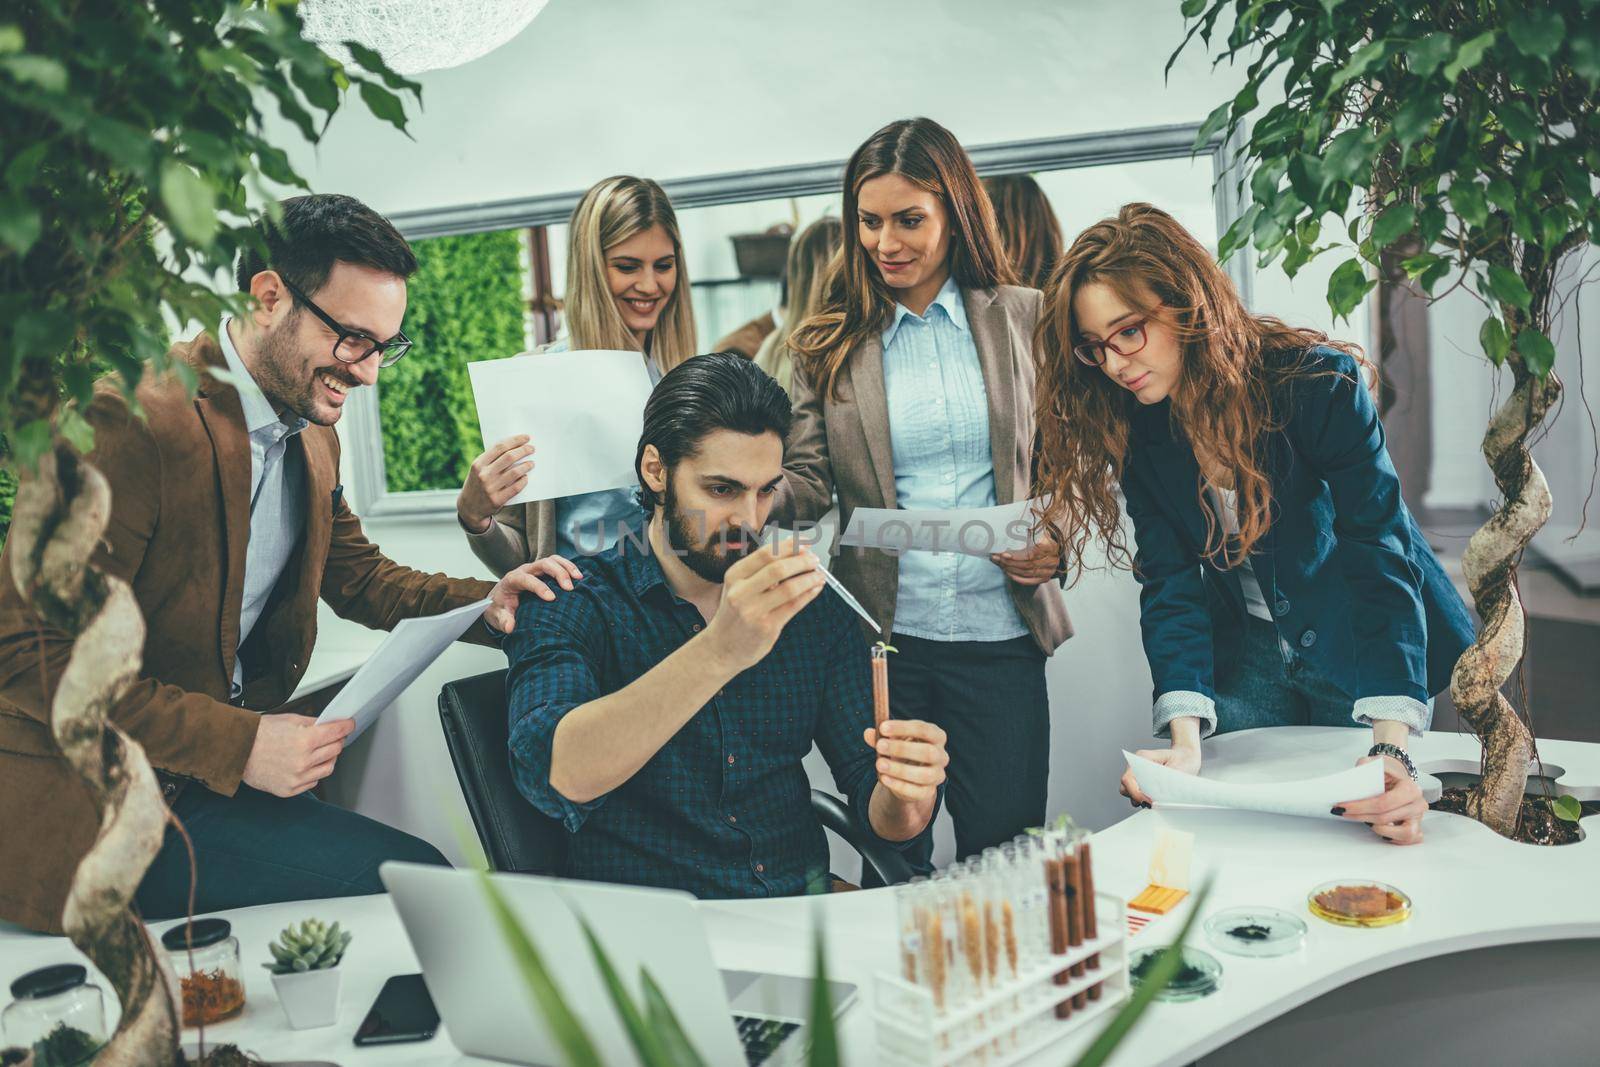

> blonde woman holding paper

[
  {"left": 776, "top": 118, "right": 1073, "bottom": 875},
  {"left": 457, "top": 176, "right": 698, "bottom": 576}
]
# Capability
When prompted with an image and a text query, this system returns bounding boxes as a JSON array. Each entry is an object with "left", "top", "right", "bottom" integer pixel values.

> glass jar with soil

[
  {"left": 2, "top": 964, "right": 107, "bottom": 1065},
  {"left": 162, "top": 918, "right": 247, "bottom": 1026}
]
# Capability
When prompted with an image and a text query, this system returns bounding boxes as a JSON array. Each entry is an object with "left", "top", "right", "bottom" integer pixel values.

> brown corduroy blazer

[
  {"left": 773, "top": 285, "right": 1073, "bottom": 656},
  {"left": 0, "top": 334, "right": 495, "bottom": 933}
]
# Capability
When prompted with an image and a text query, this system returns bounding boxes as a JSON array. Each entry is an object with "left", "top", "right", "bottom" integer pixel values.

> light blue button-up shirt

[
  {"left": 218, "top": 320, "right": 308, "bottom": 697},
  {"left": 881, "top": 277, "right": 1027, "bottom": 642},
  {"left": 548, "top": 338, "right": 662, "bottom": 558}
]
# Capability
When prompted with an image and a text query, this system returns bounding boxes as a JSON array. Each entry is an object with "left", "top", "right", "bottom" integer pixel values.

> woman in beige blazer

[
  {"left": 777, "top": 118, "right": 1073, "bottom": 876},
  {"left": 457, "top": 176, "right": 697, "bottom": 575}
]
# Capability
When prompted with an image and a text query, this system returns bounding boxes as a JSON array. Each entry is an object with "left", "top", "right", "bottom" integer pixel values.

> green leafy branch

[
  {"left": 0, "top": 0, "right": 424, "bottom": 468},
  {"left": 1173, "top": 0, "right": 1598, "bottom": 374}
]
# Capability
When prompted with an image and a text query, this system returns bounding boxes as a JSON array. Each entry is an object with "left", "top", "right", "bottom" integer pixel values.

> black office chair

[{"left": 438, "top": 669, "right": 913, "bottom": 886}]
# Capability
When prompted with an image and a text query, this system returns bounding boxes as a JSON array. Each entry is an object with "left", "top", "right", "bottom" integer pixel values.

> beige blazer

[
  {"left": 774, "top": 285, "right": 1073, "bottom": 656},
  {"left": 465, "top": 497, "right": 556, "bottom": 578}
]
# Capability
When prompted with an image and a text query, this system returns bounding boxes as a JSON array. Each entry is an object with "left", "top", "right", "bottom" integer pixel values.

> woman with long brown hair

[
  {"left": 457, "top": 175, "right": 697, "bottom": 576},
  {"left": 778, "top": 118, "right": 1073, "bottom": 874},
  {"left": 1034, "top": 202, "right": 1473, "bottom": 845},
  {"left": 984, "top": 173, "right": 1063, "bottom": 290}
]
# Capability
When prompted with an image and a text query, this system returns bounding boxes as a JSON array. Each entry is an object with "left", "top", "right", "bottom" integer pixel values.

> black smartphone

[{"left": 353, "top": 973, "right": 439, "bottom": 1046}]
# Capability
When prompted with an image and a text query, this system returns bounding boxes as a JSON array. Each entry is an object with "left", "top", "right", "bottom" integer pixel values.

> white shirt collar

[{"left": 881, "top": 274, "right": 967, "bottom": 349}]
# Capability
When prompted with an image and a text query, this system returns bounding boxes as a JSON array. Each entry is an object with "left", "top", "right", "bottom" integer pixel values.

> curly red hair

[{"left": 1033, "top": 202, "right": 1363, "bottom": 582}]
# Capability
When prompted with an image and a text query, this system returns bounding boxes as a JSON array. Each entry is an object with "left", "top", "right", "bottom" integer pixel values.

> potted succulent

[{"left": 263, "top": 920, "right": 353, "bottom": 1031}]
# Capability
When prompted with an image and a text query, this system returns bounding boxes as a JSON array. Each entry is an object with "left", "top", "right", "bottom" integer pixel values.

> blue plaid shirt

[{"left": 505, "top": 521, "right": 899, "bottom": 898}]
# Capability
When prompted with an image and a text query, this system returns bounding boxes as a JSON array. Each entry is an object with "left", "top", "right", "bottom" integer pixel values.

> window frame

[{"left": 346, "top": 121, "right": 1250, "bottom": 518}]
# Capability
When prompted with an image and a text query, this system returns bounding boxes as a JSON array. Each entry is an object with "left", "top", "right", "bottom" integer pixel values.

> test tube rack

[{"left": 872, "top": 892, "right": 1130, "bottom": 1067}]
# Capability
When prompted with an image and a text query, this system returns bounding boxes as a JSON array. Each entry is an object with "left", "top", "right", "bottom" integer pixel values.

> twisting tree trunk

[
  {"left": 8, "top": 443, "right": 180, "bottom": 1066},
  {"left": 1450, "top": 360, "right": 1562, "bottom": 836}
]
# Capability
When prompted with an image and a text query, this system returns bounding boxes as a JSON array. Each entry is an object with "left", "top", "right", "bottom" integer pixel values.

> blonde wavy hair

[
  {"left": 563, "top": 175, "right": 697, "bottom": 371},
  {"left": 1034, "top": 202, "right": 1362, "bottom": 582}
]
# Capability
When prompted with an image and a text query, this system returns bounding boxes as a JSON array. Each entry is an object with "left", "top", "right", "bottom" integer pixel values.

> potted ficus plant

[
  {"left": 0, "top": 2, "right": 419, "bottom": 1063},
  {"left": 263, "top": 920, "right": 353, "bottom": 1031},
  {"left": 1172, "top": 0, "right": 1599, "bottom": 841}
]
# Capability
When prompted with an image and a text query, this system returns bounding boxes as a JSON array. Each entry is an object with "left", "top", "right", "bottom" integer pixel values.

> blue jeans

[
  {"left": 1213, "top": 617, "right": 1360, "bottom": 733},
  {"left": 134, "top": 783, "right": 448, "bottom": 919}
]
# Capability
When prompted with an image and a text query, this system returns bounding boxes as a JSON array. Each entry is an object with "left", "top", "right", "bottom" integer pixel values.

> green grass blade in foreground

[
  {"left": 1070, "top": 880, "right": 1213, "bottom": 1067},
  {"left": 641, "top": 969, "right": 709, "bottom": 1067},
  {"left": 575, "top": 915, "right": 682, "bottom": 1066},
  {"left": 476, "top": 871, "right": 603, "bottom": 1067},
  {"left": 807, "top": 910, "right": 842, "bottom": 1067}
]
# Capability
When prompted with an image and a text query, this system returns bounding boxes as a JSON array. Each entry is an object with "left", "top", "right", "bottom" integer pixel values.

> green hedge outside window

[{"left": 379, "top": 229, "right": 527, "bottom": 493}]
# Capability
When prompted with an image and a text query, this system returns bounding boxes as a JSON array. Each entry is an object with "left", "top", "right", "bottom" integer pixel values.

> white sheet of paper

[
  {"left": 316, "top": 598, "right": 492, "bottom": 742},
  {"left": 837, "top": 497, "right": 1047, "bottom": 558},
  {"left": 1123, "top": 751, "right": 1384, "bottom": 820},
  {"left": 468, "top": 349, "right": 655, "bottom": 505}
]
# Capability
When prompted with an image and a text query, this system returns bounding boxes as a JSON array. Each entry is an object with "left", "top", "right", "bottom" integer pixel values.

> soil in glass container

[{"left": 179, "top": 970, "right": 245, "bottom": 1027}]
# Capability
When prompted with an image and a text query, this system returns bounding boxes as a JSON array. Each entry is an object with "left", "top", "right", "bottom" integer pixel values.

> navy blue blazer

[{"left": 1121, "top": 347, "right": 1474, "bottom": 712}]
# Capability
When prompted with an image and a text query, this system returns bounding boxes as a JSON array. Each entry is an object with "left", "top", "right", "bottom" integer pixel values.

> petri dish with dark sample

[
  {"left": 1128, "top": 945, "right": 1223, "bottom": 1002},
  {"left": 1204, "top": 906, "right": 1307, "bottom": 957}
]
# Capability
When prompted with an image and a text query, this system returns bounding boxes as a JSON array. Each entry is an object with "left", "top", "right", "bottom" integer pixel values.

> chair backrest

[
  {"left": 437, "top": 668, "right": 568, "bottom": 874},
  {"left": 439, "top": 669, "right": 911, "bottom": 886}
]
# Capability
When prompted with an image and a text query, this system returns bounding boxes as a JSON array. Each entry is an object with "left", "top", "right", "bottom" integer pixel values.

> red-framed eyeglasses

[{"left": 1073, "top": 319, "right": 1149, "bottom": 367}]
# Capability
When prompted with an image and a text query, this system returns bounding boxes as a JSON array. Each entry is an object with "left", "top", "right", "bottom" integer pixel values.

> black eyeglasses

[
  {"left": 280, "top": 276, "right": 413, "bottom": 369},
  {"left": 1073, "top": 319, "right": 1148, "bottom": 367}
]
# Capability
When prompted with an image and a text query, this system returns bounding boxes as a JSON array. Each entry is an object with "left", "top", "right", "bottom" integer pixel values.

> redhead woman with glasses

[
  {"left": 777, "top": 118, "right": 1073, "bottom": 874},
  {"left": 1033, "top": 202, "right": 1474, "bottom": 845}
]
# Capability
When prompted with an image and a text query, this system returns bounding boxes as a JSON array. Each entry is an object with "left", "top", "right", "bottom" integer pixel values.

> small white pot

[{"left": 270, "top": 967, "right": 341, "bottom": 1030}]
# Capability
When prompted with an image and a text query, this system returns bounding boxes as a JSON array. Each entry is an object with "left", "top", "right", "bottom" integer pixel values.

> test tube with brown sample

[
  {"left": 1044, "top": 839, "right": 1072, "bottom": 1019},
  {"left": 982, "top": 851, "right": 1018, "bottom": 983},
  {"left": 1064, "top": 847, "right": 1088, "bottom": 1009},
  {"left": 931, "top": 872, "right": 973, "bottom": 1015},
  {"left": 1077, "top": 834, "right": 1103, "bottom": 1001},
  {"left": 957, "top": 883, "right": 987, "bottom": 994},
  {"left": 871, "top": 641, "right": 893, "bottom": 731},
  {"left": 895, "top": 878, "right": 925, "bottom": 987}
]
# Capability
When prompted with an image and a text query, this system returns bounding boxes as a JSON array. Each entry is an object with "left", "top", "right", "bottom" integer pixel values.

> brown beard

[
  {"left": 661, "top": 475, "right": 756, "bottom": 583},
  {"left": 248, "top": 310, "right": 357, "bottom": 426}
]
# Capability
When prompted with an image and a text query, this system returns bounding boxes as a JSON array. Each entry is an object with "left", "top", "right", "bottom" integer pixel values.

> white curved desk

[{"left": 3, "top": 727, "right": 1595, "bottom": 1065}]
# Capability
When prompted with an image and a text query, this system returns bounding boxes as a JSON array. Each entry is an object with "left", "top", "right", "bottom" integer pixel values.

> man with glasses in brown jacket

[{"left": 0, "top": 194, "right": 571, "bottom": 934}]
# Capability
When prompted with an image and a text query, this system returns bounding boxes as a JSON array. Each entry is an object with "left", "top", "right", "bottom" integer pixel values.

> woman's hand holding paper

[{"left": 458, "top": 434, "right": 536, "bottom": 533}]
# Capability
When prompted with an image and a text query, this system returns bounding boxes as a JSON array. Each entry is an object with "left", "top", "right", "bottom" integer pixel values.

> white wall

[
  {"left": 279, "top": 0, "right": 1241, "bottom": 216},
  {"left": 1425, "top": 246, "right": 1600, "bottom": 572},
  {"left": 304, "top": 0, "right": 1398, "bottom": 872}
]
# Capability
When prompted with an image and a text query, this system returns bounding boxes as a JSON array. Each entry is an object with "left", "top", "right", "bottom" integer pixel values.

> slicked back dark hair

[
  {"left": 635, "top": 352, "right": 793, "bottom": 511},
  {"left": 235, "top": 193, "right": 417, "bottom": 296}
]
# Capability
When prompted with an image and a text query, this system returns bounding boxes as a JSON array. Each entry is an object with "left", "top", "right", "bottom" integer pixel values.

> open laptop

[{"left": 381, "top": 862, "right": 857, "bottom": 1067}]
